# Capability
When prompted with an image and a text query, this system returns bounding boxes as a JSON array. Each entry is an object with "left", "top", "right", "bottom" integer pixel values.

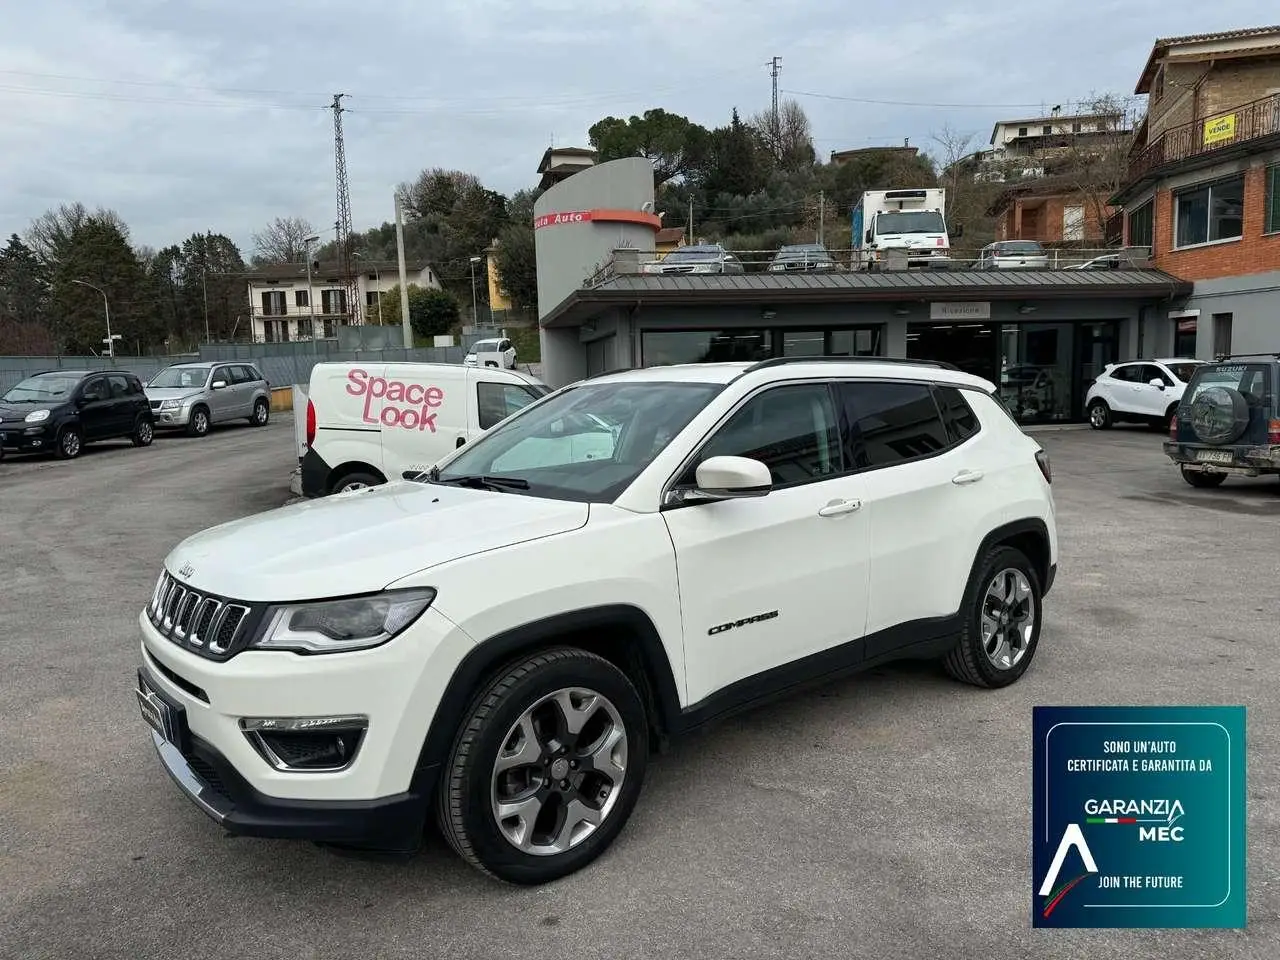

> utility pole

[
  {"left": 769, "top": 56, "right": 782, "bottom": 155},
  {"left": 818, "top": 191, "right": 825, "bottom": 246},
  {"left": 201, "top": 266, "right": 210, "bottom": 343},
  {"left": 688, "top": 196, "right": 694, "bottom": 244},
  {"left": 332, "top": 93, "right": 361, "bottom": 326},
  {"left": 303, "top": 234, "right": 319, "bottom": 348},
  {"left": 469, "top": 256, "right": 481, "bottom": 327},
  {"left": 394, "top": 191, "right": 412, "bottom": 349}
]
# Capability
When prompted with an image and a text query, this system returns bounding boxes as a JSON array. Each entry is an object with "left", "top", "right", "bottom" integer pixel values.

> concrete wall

[{"left": 1176, "top": 269, "right": 1280, "bottom": 358}]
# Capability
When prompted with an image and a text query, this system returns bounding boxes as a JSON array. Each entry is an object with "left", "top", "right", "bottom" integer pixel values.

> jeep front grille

[{"left": 148, "top": 570, "right": 254, "bottom": 659}]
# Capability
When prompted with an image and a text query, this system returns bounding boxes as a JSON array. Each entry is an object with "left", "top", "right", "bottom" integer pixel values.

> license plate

[
  {"left": 1196, "top": 450, "right": 1234, "bottom": 464},
  {"left": 136, "top": 669, "right": 183, "bottom": 746}
]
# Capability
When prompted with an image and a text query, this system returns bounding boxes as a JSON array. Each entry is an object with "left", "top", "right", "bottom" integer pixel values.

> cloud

[{"left": 0, "top": 0, "right": 1268, "bottom": 253}]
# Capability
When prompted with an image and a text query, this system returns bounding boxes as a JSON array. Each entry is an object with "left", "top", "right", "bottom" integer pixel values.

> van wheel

[
  {"left": 436, "top": 647, "right": 648, "bottom": 885},
  {"left": 331, "top": 471, "right": 381, "bottom": 494}
]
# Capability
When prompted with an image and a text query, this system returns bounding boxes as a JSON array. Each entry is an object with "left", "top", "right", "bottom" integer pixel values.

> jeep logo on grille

[{"left": 178, "top": 562, "right": 195, "bottom": 579}]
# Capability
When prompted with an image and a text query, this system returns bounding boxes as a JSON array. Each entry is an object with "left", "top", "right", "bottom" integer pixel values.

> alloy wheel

[
  {"left": 61, "top": 431, "right": 81, "bottom": 457},
  {"left": 193, "top": 411, "right": 208, "bottom": 434},
  {"left": 1089, "top": 404, "right": 1107, "bottom": 428},
  {"left": 490, "top": 687, "right": 628, "bottom": 856},
  {"left": 138, "top": 422, "right": 153, "bottom": 444},
  {"left": 981, "top": 568, "right": 1035, "bottom": 670},
  {"left": 255, "top": 403, "right": 268, "bottom": 424}
]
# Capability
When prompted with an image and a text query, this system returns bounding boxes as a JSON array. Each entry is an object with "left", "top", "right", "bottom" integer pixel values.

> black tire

[
  {"left": 1180, "top": 465, "right": 1227, "bottom": 488},
  {"left": 186, "top": 405, "right": 211, "bottom": 438},
  {"left": 249, "top": 398, "right": 270, "bottom": 427},
  {"left": 55, "top": 425, "right": 83, "bottom": 460},
  {"left": 436, "top": 647, "right": 649, "bottom": 885},
  {"left": 1189, "top": 386, "right": 1249, "bottom": 444},
  {"left": 131, "top": 416, "right": 154, "bottom": 447},
  {"left": 1087, "top": 399, "right": 1112, "bottom": 430},
  {"left": 943, "top": 545, "right": 1043, "bottom": 689},
  {"left": 330, "top": 471, "right": 382, "bottom": 494}
]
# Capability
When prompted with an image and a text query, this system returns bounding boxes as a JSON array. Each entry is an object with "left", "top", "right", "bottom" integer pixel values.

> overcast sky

[{"left": 0, "top": 1, "right": 1265, "bottom": 256}]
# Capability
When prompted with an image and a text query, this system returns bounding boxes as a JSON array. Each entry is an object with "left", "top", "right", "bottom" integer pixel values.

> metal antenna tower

[
  {"left": 332, "top": 93, "right": 361, "bottom": 325},
  {"left": 769, "top": 56, "right": 781, "bottom": 153}
]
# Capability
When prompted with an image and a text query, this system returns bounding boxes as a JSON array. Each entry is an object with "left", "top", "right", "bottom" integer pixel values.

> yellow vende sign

[{"left": 1204, "top": 113, "right": 1237, "bottom": 145}]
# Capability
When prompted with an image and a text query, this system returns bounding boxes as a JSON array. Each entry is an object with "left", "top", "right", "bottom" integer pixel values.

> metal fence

[{"left": 0, "top": 330, "right": 528, "bottom": 394}]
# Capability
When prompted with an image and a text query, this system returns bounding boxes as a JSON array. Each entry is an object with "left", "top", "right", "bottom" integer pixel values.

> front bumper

[
  {"left": 151, "top": 405, "right": 193, "bottom": 427},
  {"left": 1163, "top": 441, "right": 1280, "bottom": 475},
  {"left": 136, "top": 601, "right": 475, "bottom": 844},
  {"left": 0, "top": 423, "right": 55, "bottom": 452}
]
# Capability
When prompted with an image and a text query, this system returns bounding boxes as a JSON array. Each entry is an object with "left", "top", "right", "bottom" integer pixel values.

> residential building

[
  {"left": 654, "top": 226, "right": 686, "bottom": 258},
  {"left": 1113, "top": 24, "right": 1280, "bottom": 358},
  {"left": 245, "top": 260, "right": 440, "bottom": 343},
  {"left": 976, "top": 108, "right": 1132, "bottom": 183},
  {"left": 484, "top": 241, "right": 514, "bottom": 320},
  {"left": 989, "top": 175, "right": 1117, "bottom": 246},
  {"left": 536, "top": 146, "right": 597, "bottom": 191}
]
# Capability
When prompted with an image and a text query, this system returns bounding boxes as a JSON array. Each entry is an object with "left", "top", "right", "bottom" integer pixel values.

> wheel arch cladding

[
  {"left": 414, "top": 604, "right": 682, "bottom": 777},
  {"left": 974, "top": 519, "right": 1051, "bottom": 596},
  {"left": 330, "top": 461, "right": 386, "bottom": 488}
]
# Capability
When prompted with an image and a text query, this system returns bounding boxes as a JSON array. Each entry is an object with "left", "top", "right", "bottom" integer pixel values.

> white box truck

[{"left": 851, "top": 188, "right": 959, "bottom": 270}]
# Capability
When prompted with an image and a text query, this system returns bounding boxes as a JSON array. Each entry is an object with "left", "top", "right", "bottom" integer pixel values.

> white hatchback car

[
  {"left": 1085, "top": 358, "right": 1206, "bottom": 430},
  {"left": 135, "top": 356, "right": 1058, "bottom": 884},
  {"left": 464, "top": 338, "right": 517, "bottom": 369}
]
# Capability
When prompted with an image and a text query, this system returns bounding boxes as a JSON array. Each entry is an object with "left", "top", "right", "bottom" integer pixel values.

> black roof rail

[
  {"left": 1212, "top": 352, "right": 1280, "bottom": 361},
  {"left": 743, "top": 355, "right": 961, "bottom": 373}
]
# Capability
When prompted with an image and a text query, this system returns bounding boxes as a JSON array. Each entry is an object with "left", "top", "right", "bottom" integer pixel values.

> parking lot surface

[{"left": 1, "top": 419, "right": 1276, "bottom": 959}]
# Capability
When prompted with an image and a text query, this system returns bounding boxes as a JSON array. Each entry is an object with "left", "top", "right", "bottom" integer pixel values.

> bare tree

[
  {"left": 25, "top": 202, "right": 129, "bottom": 265},
  {"left": 931, "top": 124, "right": 977, "bottom": 195},
  {"left": 251, "top": 216, "right": 317, "bottom": 265},
  {"left": 1054, "top": 92, "right": 1137, "bottom": 243},
  {"left": 749, "top": 98, "right": 816, "bottom": 170}
]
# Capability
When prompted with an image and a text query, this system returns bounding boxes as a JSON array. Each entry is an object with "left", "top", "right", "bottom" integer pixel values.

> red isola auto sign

[{"left": 345, "top": 368, "right": 444, "bottom": 432}]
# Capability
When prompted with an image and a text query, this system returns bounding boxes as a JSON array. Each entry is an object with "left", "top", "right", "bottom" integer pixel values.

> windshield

[
  {"left": 1, "top": 373, "right": 81, "bottom": 403},
  {"left": 1187, "top": 364, "right": 1272, "bottom": 403},
  {"left": 1164, "top": 362, "right": 1202, "bottom": 383},
  {"left": 664, "top": 247, "right": 723, "bottom": 263},
  {"left": 998, "top": 241, "right": 1044, "bottom": 254},
  {"left": 147, "top": 366, "right": 210, "bottom": 389},
  {"left": 775, "top": 245, "right": 830, "bottom": 260},
  {"left": 432, "top": 380, "right": 722, "bottom": 502},
  {"left": 875, "top": 211, "right": 945, "bottom": 235}
]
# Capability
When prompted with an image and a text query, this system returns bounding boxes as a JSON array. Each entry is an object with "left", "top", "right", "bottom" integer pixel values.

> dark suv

[
  {"left": 0, "top": 369, "right": 155, "bottom": 460},
  {"left": 1164, "top": 354, "right": 1280, "bottom": 488}
]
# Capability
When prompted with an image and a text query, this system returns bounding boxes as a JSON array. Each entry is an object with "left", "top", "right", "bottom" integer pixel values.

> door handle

[
  {"left": 952, "top": 469, "right": 984, "bottom": 485},
  {"left": 818, "top": 498, "right": 861, "bottom": 517}
]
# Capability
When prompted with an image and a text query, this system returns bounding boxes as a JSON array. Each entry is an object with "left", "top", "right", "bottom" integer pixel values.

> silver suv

[{"left": 144, "top": 361, "right": 271, "bottom": 437}]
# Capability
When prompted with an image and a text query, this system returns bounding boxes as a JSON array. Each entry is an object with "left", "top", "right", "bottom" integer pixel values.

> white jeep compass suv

[{"left": 135, "top": 357, "right": 1058, "bottom": 884}]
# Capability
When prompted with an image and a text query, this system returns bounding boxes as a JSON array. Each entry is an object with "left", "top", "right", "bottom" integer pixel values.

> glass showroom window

[{"left": 1174, "top": 176, "right": 1243, "bottom": 248}]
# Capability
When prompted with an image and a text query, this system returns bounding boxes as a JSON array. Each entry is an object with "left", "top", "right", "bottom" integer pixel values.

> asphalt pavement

[{"left": 1, "top": 417, "right": 1276, "bottom": 959}]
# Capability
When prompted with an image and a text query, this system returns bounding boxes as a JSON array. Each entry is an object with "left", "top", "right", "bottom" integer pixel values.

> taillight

[
  {"left": 1269, "top": 419, "right": 1280, "bottom": 446},
  {"left": 1170, "top": 414, "right": 1178, "bottom": 441},
  {"left": 1035, "top": 448, "right": 1052, "bottom": 484},
  {"left": 305, "top": 398, "right": 316, "bottom": 448}
]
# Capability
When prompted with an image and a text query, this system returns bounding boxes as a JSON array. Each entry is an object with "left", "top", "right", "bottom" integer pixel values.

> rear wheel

[
  {"left": 943, "top": 546, "right": 1043, "bottom": 689},
  {"left": 1180, "top": 465, "right": 1227, "bottom": 488},
  {"left": 131, "top": 416, "right": 154, "bottom": 447},
  {"left": 1087, "top": 399, "right": 1112, "bottom": 430},
  {"left": 436, "top": 648, "right": 648, "bottom": 884},
  {"left": 249, "top": 398, "right": 269, "bottom": 427}
]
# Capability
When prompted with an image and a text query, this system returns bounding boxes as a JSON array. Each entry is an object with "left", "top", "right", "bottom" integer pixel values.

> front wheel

[
  {"left": 250, "top": 398, "right": 269, "bottom": 427},
  {"left": 55, "top": 425, "right": 83, "bottom": 460},
  {"left": 1087, "top": 399, "right": 1112, "bottom": 430},
  {"left": 943, "top": 546, "right": 1043, "bottom": 688},
  {"left": 186, "top": 406, "right": 210, "bottom": 438},
  {"left": 330, "top": 471, "right": 381, "bottom": 494},
  {"left": 1180, "top": 465, "right": 1226, "bottom": 488},
  {"left": 436, "top": 648, "right": 649, "bottom": 884}
]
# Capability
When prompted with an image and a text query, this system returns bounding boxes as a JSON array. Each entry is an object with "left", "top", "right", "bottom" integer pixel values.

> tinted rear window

[
  {"left": 1000, "top": 242, "right": 1044, "bottom": 254},
  {"left": 1186, "top": 364, "right": 1272, "bottom": 404}
]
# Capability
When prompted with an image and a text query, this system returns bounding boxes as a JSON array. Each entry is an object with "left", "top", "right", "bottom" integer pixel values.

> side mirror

[
  {"left": 211, "top": 380, "right": 227, "bottom": 390},
  {"left": 692, "top": 456, "right": 772, "bottom": 500},
  {"left": 1149, "top": 378, "right": 1165, "bottom": 389},
  {"left": 864, "top": 229, "right": 873, "bottom": 244}
]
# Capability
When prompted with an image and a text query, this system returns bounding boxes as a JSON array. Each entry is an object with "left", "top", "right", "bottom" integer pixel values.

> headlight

[
  {"left": 24, "top": 409, "right": 50, "bottom": 423},
  {"left": 160, "top": 399, "right": 181, "bottom": 410},
  {"left": 251, "top": 587, "right": 436, "bottom": 654}
]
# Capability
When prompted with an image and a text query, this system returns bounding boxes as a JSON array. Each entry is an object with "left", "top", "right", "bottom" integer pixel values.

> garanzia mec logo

[{"left": 346, "top": 369, "right": 445, "bottom": 432}]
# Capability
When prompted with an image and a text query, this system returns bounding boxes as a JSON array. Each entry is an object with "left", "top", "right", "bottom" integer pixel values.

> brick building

[
  {"left": 1113, "top": 25, "right": 1280, "bottom": 359},
  {"left": 990, "top": 176, "right": 1116, "bottom": 246}
]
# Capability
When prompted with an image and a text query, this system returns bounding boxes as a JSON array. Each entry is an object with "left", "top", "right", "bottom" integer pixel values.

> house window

[
  {"left": 295, "top": 289, "right": 309, "bottom": 307},
  {"left": 1017, "top": 126, "right": 1028, "bottom": 137},
  {"left": 1174, "top": 175, "right": 1244, "bottom": 248},
  {"left": 1042, "top": 125, "right": 1052, "bottom": 135},
  {"left": 366, "top": 291, "right": 379, "bottom": 307},
  {"left": 1266, "top": 164, "right": 1280, "bottom": 234},
  {"left": 260, "top": 290, "right": 286, "bottom": 316},
  {"left": 1213, "top": 313, "right": 1233, "bottom": 356},
  {"left": 1072, "top": 122, "right": 1082, "bottom": 133},
  {"left": 1127, "top": 200, "right": 1154, "bottom": 247},
  {"left": 321, "top": 289, "right": 348, "bottom": 314},
  {"left": 1096, "top": 122, "right": 1107, "bottom": 132}
]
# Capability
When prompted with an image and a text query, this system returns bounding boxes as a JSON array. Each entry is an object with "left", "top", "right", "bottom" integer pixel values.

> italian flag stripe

[{"left": 1086, "top": 817, "right": 1137, "bottom": 824}]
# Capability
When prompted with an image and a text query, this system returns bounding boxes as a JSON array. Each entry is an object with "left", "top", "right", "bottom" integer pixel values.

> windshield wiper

[{"left": 431, "top": 473, "right": 530, "bottom": 491}]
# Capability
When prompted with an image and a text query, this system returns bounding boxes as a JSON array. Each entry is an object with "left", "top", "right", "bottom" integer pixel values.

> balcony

[{"left": 1128, "top": 92, "right": 1280, "bottom": 183}]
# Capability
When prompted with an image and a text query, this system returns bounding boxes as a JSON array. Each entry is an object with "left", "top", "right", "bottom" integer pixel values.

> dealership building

[{"left": 532, "top": 157, "right": 1195, "bottom": 425}]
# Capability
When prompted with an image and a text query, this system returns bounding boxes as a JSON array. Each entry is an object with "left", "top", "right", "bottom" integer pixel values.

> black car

[
  {"left": 0, "top": 369, "right": 155, "bottom": 460},
  {"left": 1163, "top": 354, "right": 1280, "bottom": 488}
]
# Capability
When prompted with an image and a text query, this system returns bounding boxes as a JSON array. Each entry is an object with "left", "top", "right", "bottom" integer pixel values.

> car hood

[
  {"left": 0, "top": 399, "right": 63, "bottom": 421},
  {"left": 163, "top": 480, "right": 589, "bottom": 602},
  {"left": 145, "top": 387, "right": 203, "bottom": 401}
]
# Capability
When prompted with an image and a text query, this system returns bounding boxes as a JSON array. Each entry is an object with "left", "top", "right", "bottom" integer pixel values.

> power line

[{"left": 782, "top": 87, "right": 1145, "bottom": 110}]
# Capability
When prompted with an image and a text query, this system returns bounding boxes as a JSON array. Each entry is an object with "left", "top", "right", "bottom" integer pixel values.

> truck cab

[{"left": 852, "top": 188, "right": 957, "bottom": 270}]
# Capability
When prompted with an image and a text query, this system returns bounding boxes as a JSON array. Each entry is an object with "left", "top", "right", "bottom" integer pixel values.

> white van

[{"left": 296, "top": 361, "right": 550, "bottom": 496}]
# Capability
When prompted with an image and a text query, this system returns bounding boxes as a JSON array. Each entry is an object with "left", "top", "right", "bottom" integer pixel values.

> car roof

[{"left": 584, "top": 359, "right": 994, "bottom": 391}]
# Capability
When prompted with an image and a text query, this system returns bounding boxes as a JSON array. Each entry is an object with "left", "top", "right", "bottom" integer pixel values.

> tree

[
  {"left": 25, "top": 202, "right": 129, "bottom": 269},
  {"left": 177, "top": 232, "right": 247, "bottom": 342},
  {"left": 1055, "top": 93, "right": 1135, "bottom": 242},
  {"left": 749, "top": 99, "right": 816, "bottom": 172},
  {"left": 0, "top": 234, "right": 54, "bottom": 353},
  {"left": 47, "top": 217, "right": 150, "bottom": 354},
  {"left": 701, "top": 109, "right": 770, "bottom": 199},
  {"left": 588, "top": 108, "right": 711, "bottom": 186},
  {"left": 493, "top": 188, "right": 540, "bottom": 312},
  {"left": 251, "top": 216, "right": 316, "bottom": 265},
  {"left": 378, "top": 285, "right": 460, "bottom": 341}
]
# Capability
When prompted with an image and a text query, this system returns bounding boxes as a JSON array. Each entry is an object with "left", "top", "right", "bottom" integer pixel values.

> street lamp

[
  {"left": 469, "top": 255, "right": 482, "bottom": 328},
  {"left": 303, "top": 234, "right": 319, "bottom": 345},
  {"left": 71, "top": 279, "right": 118, "bottom": 359}
]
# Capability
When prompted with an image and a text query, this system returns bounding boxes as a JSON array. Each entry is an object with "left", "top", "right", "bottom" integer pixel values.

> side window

[
  {"left": 125, "top": 375, "right": 143, "bottom": 395},
  {"left": 246, "top": 365, "right": 266, "bottom": 384},
  {"left": 477, "top": 382, "right": 540, "bottom": 430},
  {"left": 212, "top": 367, "right": 233, "bottom": 386},
  {"left": 838, "top": 381, "right": 951, "bottom": 469},
  {"left": 1140, "top": 364, "right": 1166, "bottom": 386},
  {"left": 1108, "top": 365, "right": 1135, "bottom": 383},
  {"left": 935, "top": 385, "right": 980, "bottom": 444},
  {"left": 680, "top": 383, "right": 841, "bottom": 488},
  {"left": 81, "top": 377, "right": 109, "bottom": 402},
  {"left": 107, "top": 374, "right": 130, "bottom": 398}
]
